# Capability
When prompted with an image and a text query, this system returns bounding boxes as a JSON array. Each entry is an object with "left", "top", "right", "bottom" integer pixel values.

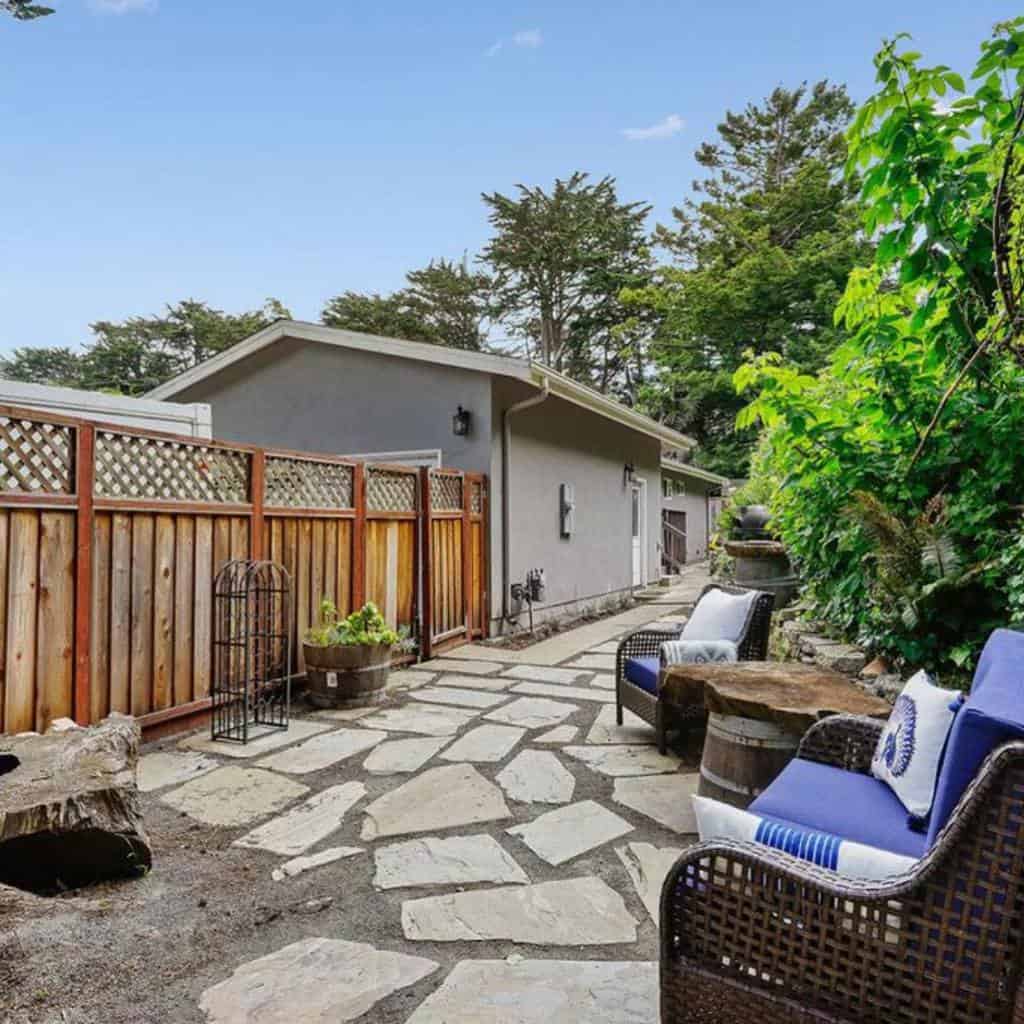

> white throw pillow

[
  {"left": 681, "top": 587, "right": 757, "bottom": 645},
  {"left": 692, "top": 796, "right": 917, "bottom": 881},
  {"left": 871, "top": 670, "right": 963, "bottom": 820}
]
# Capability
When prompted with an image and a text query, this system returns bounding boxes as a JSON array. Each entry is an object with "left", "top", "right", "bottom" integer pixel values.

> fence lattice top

[
  {"left": 430, "top": 472, "right": 464, "bottom": 512},
  {"left": 470, "top": 480, "right": 484, "bottom": 515},
  {"left": 366, "top": 466, "right": 417, "bottom": 512},
  {"left": 0, "top": 415, "right": 74, "bottom": 493},
  {"left": 94, "top": 431, "right": 251, "bottom": 503},
  {"left": 265, "top": 455, "right": 354, "bottom": 509}
]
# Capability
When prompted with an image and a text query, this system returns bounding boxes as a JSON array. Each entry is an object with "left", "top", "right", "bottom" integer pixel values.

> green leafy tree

[
  {"left": 481, "top": 173, "right": 653, "bottom": 395},
  {"left": 322, "top": 258, "right": 492, "bottom": 351},
  {"left": 1, "top": 0, "right": 54, "bottom": 19},
  {"left": 0, "top": 346, "right": 83, "bottom": 387},
  {"left": 737, "top": 22, "right": 1024, "bottom": 676},
  {"left": 628, "top": 83, "right": 865, "bottom": 476}
]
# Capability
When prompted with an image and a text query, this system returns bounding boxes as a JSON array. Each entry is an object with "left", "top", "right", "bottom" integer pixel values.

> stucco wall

[
  {"left": 663, "top": 474, "right": 717, "bottom": 562},
  {"left": 489, "top": 378, "right": 662, "bottom": 632},
  {"left": 170, "top": 336, "right": 493, "bottom": 470}
]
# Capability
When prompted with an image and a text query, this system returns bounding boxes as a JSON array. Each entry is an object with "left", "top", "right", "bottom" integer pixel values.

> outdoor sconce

[
  {"left": 623, "top": 462, "right": 636, "bottom": 487},
  {"left": 452, "top": 405, "right": 471, "bottom": 437}
]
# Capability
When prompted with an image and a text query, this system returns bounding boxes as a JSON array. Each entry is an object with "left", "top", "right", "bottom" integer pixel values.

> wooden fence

[{"left": 0, "top": 404, "right": 488, "bottom": 735}]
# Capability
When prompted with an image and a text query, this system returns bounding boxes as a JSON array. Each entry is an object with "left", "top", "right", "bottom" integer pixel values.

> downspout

[{"left": 502, "top": 377, "right": 550, "bottom": 624}]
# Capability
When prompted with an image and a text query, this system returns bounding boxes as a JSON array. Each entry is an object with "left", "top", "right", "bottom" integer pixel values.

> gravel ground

[{"left": 0, "top": 673, "right": 702, "bottom": 1024}]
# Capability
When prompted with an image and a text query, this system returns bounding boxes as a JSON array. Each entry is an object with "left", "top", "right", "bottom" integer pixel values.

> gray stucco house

[
  {"left": 660, "top": 458, "right": 730, "bottom": 566},
  {"left": 149, "top": 320, "right": 711, "bottom": 635}
]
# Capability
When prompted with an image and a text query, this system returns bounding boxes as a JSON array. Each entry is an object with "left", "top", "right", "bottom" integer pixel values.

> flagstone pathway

[{"left": 136, "top": 568, "right": 709, "bottom": 1023}]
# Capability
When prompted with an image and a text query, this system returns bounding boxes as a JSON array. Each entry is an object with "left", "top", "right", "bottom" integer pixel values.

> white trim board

[{"left": 146, "top": 319, "right": 694, "bottom": 450}]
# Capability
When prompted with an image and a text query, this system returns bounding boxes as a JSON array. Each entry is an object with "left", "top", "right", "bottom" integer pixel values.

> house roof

[
  {"left": 660, "top": 458, "right": 730, "bottom": 487},
  {"left": 147, "top": 319, "right": 696, "bottom": 449}
]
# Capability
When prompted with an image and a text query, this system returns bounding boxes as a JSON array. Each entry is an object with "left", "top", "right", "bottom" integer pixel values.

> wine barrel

[
  {"left": 303, "top": 642, "right": 393, "bottom": 708},
  {"left": 697, "top": 712, "right": 800, "bottom": 809}
]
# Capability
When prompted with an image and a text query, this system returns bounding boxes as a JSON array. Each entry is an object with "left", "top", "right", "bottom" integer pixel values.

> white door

[{"left": 631, "top": 481, "right": 646, "bottom": 587}]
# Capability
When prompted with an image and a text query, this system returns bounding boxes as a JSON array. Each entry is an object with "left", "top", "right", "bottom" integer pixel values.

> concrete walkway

[{"left": 446, "top": 562, "right": 711, "bottom": 666}]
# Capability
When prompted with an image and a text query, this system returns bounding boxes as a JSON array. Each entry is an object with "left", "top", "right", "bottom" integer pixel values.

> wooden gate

[{"left": 420, "top": 468, "right": 487, "bottom": 658}]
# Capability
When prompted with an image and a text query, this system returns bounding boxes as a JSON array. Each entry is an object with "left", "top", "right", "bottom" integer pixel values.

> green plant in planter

[{"left": 305, "top": 599, "right": 400, "bottom": 648}]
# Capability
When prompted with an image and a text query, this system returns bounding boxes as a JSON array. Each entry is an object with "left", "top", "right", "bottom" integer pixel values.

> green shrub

[
  {"left": 736, "top": 22, "right": 1024, "bottom": 681},
  {"left": 305, "top": 599, "right": 401, "bottom": 648}
]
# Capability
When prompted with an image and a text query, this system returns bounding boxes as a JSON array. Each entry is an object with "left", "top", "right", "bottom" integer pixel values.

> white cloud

[
  {"left": 512, "top": 28, "right": 543, "bottom": 48},
  {"left": 622, "top": 113, "right": 685, "bottom": 141},
  {"left": 484, "top": 40, "right": 504, "bottom": 58},
  {"left": 89, "top": 0, "right": 156, "bottom": 13}
]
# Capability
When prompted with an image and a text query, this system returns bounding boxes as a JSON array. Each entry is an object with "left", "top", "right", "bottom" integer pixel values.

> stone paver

[
  {"left": 414, "top": 658, "right": 498, "bottom": 675},
  {"left": 483, "top": 696, "right": 576, "bottom": 729},
  {"left": 181, "top": 718, "right": 331, "bottom": 759},
  {"left": 310, "top": 705, "right": 381, "bottom": 723},
  {"left": 161, "top": 767, "right": 308, "bottom": 827},
  {"left": 271, "top": 845, "right": 363, "bottom": 881},
  {"left": 508, "top": 800, "right": 633, "bottom": 865},
  {"left": 533, "top": 725, "right": 578, "bottom": 744},
  {"left": 586, "top": 704, "right": 656, "bottom": 745},
  {"left": 361, "top": 704, "right": 477, "bottom": 736},
  {"left": 616, "top": 842, "right": 686, "bottom": 924},
  {"left": 432, "top": 674, "right": 513, "bottom": 692},
  {"left": 439, "top": 724, "right": 525, "bottom": 763},
  {"left": 564, "top": 744, "right": 681, "bottom": 777},
  {"left": 496, "top": 750, "right": 575, "bottom": 804},
  {"left": 589, "top": 674, "right": 615, "bottom": 690},
  {"left": 401, "top": 876, "right": 638, "bottom": 944},
  {"left": 405, "top": 959, "right": 658, "bottom": 1023},
  {"left": 198, "top": 937, "right": 438, "bottom": 1024},
  {"left": 386, "top": 669, "right": 434, "bottom": 690},
  {"left": 256, "top": 728, "right": 387, "bottom": 774},
  {"left": 501, "top": 665, "right": 593, "bottom": 685},
  {"left": 566, "top": 653, "right": 616, "bottom": 672},
  {"left": 373, "top": 834, "right": 529, "bottom": 890},
  {"left": 361, "top": 764, "right": 511, "bottom": 840},
  {"left": 511, "top": 682, "right": 614, "bottom": 703},
  {"left": 233, "top": 781, "right": 366, "bottom": 856},
  {"left": 137, "top": 751, "right": 219, "bottom": 793},
  {"left": 362, "top": 736, "right": 449, "bottom": 775},
  {"left": 588, "top": 640, "right": 623, "bottom": 655},
  {"left": 411, "top": 686, "right": 509, "bottom": 709},
  {"left": 613, "top": 773, "right": 699, "bottom": 833}
]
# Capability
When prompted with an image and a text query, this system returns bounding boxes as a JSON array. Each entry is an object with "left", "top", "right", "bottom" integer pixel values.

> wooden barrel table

[{"left": 659, "top": 661, "right": 892, "bottom": 809}]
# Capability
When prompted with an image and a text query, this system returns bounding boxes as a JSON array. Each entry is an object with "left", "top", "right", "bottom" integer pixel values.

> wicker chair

[
  {"left": 660, "top": 627, "right": 1024, "bottom": 1024},
  {"left": 615, "top": 583, "right": 775, "bottom": 754}
]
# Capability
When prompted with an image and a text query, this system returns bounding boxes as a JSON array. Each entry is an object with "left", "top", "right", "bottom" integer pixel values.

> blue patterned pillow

[
  {"left": 693, "top": 796, "right": 917, "bottom": 881},
  {"left": 871, "top": 670, "right": 963, "bottom": 820},
  {"left": 660, "top": 639, "right": 738, "bottom": 666}
]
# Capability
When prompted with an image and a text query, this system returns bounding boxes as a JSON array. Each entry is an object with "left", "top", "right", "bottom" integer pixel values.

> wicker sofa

[
  {"left": 661, "top": 627, "right": 1024, "bottom": 1024},
  {"left": 615, "top": 583, "right": 775, "bottom": 754}
]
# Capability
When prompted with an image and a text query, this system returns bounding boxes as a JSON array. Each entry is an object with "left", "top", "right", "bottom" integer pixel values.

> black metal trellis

[{"left": 212, "top": 559, "right": 292, "bottom": 743}]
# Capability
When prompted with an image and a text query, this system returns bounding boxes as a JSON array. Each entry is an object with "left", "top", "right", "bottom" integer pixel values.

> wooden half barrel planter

[{"left": 303, "top": 642, "right": 393, "bottom": 708}]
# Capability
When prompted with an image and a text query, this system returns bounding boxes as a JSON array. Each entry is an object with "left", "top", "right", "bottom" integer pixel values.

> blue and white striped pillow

[{"left": 693, "top": 796, "right": 918, "bottom": 881}]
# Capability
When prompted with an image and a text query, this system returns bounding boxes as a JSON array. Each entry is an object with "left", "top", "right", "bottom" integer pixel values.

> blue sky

[{"left": 0, "top": 0, "right": 1015, "bottom": 353}]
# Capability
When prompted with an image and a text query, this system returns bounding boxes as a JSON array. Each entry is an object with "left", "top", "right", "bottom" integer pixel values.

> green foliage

[
  {"left": 1, "top": 0, "right": 54, "bottom": 19},
  {"left": 482, "top": 173, "right": 654, "bottom": 400},
  {"left": 737, "top": 22, "right": 1024, "bottom": 678},
  {"left": 0, "top": 298, "right": 290, "bottom": 396},
  {"left": 304, "top": 599, "right": 401, "bottom": 648},
  {"left": 628, "top": 83, "right": 867, "bottom": 476},
  {"left": 322, "top": 258, "right": 491, "bottom": 351}
]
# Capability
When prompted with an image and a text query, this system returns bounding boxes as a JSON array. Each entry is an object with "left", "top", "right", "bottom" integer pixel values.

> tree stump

[{"left": 0, "top": 714, "right": 151, "bottom": 893}]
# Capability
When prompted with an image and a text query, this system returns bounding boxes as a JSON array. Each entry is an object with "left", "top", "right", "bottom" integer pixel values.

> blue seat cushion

[
  {"left": 624, "top": 656, "right": 660, "bottom": 695},
  {"left": 750, "top": 758, "right": 927, "bottom": 859},
  {"left": 926, "top": 628, "right": 1024, "bottom": 847}
]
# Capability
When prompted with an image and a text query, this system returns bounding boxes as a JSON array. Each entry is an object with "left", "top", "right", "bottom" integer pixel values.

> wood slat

[
  {"left": 109, "top": 513, "right": 131, "bottom": 713},
  {"left": 130, "top": 514, "right": 154, "bottom": 716},
  {"left": 311, "top": 519, "right": 325, "bottom": 619},
  {"left": 35, "top": 512, "right": 75, "bottom": 729},
  {"left": 337, "top": 519, "right": 352, "bottom": 617},
  {"left": 173, "top": 517, "right": 194, "bottom": 706},
  {"left": 0, "top": 512, "right": 8, "bottom": 733},
  {"left": 5, "top": 512, "right": 38, "bottom": 733},
  {"left": 296, "top": 520, "right": 311, "bottom": 673},
  {"left": 90, "top": 514, "right": 111, "bottom": 722},
  {"left": 193, "top": 516, "right": 213, "bottom": 699},
  {"left": 152, "top": 514, "right": 175, "bottom": 711}
]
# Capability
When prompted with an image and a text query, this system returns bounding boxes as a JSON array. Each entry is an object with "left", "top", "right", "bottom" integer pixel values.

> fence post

[
  {"left": 462, "top": 475, "right": 472, "bottom": 636},
  {"left": 74, "top": 423, "right": 94, "bottom": 725},
  {"left": 352, "top": 463, "right": 366, "bottom": 609},
  {"left": 250, "top": 450, "right": 265, "bottom": 561},
  {"left": 420, "top": 467, "right": 433, "bottom": 660}
]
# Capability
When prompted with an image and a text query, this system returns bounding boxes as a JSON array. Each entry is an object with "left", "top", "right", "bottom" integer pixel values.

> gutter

[{"left": 501, "top": 377, "right": 550, "bottom": 624}]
